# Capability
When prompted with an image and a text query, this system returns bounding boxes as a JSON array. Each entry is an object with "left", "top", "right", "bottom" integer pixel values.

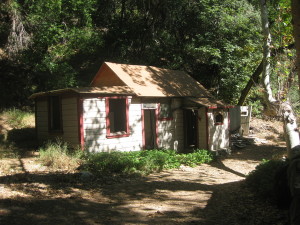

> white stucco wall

[
  {"left": 157, "top": 98, "right": 183, "bottom": 151},
  {"left": 83, "top": 97, "right": 184, "bottom": 152},
  {"left": 83, "top": 97, "right": 143, "bottom": 152},
  {"left": 207, "top": 109, "right": 230, "bottom": 150}
]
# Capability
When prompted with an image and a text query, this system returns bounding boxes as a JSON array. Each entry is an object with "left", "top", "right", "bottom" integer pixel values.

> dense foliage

[
  {"left": 0, "top": 0, "right": 264, "bottom": 107},
  {"left": 246, "top": 159, "right": 291, "bottom": 208},
  {"left": 0, "top": 0, "right": 297, "bottom": 109},
  {"left": 82, "top": 149, "right": 213, "bottom": 175},
  {"left": 37, "top": 139, "right": 213, "bottom": 175}
]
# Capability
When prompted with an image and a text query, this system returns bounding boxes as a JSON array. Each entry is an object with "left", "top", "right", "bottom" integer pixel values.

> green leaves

[
  {"left": 0, "top": 0, "right": 276, "bottom": 106},
  {"left": 82, "top": 149, "right": 213, "bottom": 175},
  {"left": 15, "top": 0, "right": 102, "bottom": 91}
]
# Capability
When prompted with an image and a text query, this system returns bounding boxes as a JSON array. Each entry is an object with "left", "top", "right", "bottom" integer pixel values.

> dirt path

[{"left": 0, "top": 118, "right": 289, "bottom": 225}]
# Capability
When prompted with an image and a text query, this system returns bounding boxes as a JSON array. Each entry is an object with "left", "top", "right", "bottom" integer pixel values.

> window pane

[
  {"left": 109, "top": 99, "right": 127, "bottom": 133},
  {"left": 216, "top": 114, "right": 223, "bottom": 123},
  {"left": 49, "top": 96, "right": 62, "bottom": 130}
]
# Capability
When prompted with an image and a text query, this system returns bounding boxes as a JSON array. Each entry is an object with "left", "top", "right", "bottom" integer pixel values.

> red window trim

[
  {"left": 106, "top": 133, "right": 130, "bottom": 139},
  {"left": 206, "top": 107, "right": 209, "bottom": 150},
  {"left": 214, "top": 122, "right": 224, "bottom": 126},
  {"left": 142, "top": 107, "right": 159, "bottom": 149},
  {"left": 105, "top": 96, "right": 130, "bottom": 138},
  {"left": 78, "top": 98, "right": 84, "bottom": 150}
]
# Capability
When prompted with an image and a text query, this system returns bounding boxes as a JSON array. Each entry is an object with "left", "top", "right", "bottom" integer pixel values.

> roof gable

[
  {"left": 91, "top": 62, "right": 126, "bottom": 87},
  {"left": 91, "top": 62, "right": 213, "bottom": 98}
]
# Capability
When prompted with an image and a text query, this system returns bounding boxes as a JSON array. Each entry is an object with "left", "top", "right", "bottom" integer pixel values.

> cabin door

[
  {"left": 184, "top": 109, "right": 198, "bottom": 150},
  {"left": 143, "top": 109, "right": 157, "bottom": 149}
]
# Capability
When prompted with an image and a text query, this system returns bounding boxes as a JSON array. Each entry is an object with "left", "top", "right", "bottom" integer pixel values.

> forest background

[{"left": 0, "top": 0, "right": 298, "bottom": 114}]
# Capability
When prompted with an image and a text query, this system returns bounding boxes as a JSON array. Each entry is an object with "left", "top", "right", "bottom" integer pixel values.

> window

[
  {"left": 214, "top": 111, "right": 224, "bottom": 125},
  {"left": 106, "top": 98, "right": 129, "bottom": 137},
  {"left": 48, "top": 96, "right": 62, "bottom": 131},
  {"left": 159, "top": 103, "right": 172, "bottom": 120}
]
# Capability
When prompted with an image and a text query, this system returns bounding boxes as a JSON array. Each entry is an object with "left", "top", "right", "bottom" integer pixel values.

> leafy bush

[
  {"left": 246, "top": 159, "right": 290, "bottom": 204},
  {"left": 82, "top": 149, "right": 213, "bottom": 175},
  {"left": 39, "top": 139, "right": 83, "bottom": 171},
  {"left": 176, "top": 149, "right": 213, "bottom": 167}
]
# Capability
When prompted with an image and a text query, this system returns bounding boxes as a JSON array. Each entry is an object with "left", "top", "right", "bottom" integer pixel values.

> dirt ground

[{"left": 0, "top": 118, "right": 289, "bottom": 225}]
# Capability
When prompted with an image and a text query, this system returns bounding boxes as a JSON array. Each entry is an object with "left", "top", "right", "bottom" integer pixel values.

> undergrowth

[
  {"left": 82, "top": 149, "right": 213, "bottom": 175},
  {"left": 1, "top": 108, "right": 34, "bottom": 129},
  {"left": 246, "top": 159, "right": 290, "bottom": 207},
  {"left": 0, "top": 108, "right": 36, "bottom": 151},
  {"left": 38, "top": 139, "right": 213, "bottom": 175},
  {"left": 39, "top": 140, "right": 83, "bottom": 171}
]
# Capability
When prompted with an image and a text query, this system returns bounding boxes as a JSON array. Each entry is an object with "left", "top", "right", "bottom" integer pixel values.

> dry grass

[
  {"left": 39, "top": 140, "right": 83, "bottom": 172},
  {"left": 1, "top": 108, "right": 35, "bottom": 129}
]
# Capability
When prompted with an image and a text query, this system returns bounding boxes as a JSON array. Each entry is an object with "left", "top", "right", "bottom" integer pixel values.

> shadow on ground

[{"left": 0, "top": 144, "right": 289, "bottom": 225}]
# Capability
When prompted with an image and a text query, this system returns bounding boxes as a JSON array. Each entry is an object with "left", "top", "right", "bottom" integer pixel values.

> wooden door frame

[
  {"left": 142, "top": 108, "right": 159, "bottom": 149},
  {"left": 183, "top": 108, "right": 199, "bottom": 150}
]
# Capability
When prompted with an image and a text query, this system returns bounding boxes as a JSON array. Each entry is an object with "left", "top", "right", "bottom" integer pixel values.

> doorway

[
  {"left": 143, "top": 109, "right": 157, "bottom": 149},
  {"left": 184, "top": 109, "right": 198, "bottom": 150}
]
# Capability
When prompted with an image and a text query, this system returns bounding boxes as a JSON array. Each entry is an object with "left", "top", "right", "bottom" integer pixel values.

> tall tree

[
  {"left": 259, "top": 0, "right": 299, "bottom": 158},
  {"left": 261, "top": 0, "right": 277, "bottom": 105},
  {"left": 0, "top": 0, "right": 263, "bottom": 107},
  {"left": 5, "top": 0, "right": 30, "bottom": 58},
  {"left": 289, "top": 1, "right": 300, "bottom": 221},
  {"left": 292, "top": 0, "right": 300, "bottom": 90}
]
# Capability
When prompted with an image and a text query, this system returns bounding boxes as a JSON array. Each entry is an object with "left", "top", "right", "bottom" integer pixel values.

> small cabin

[{"left": 30, "top": 62, "right": 231, "bottom": 152}]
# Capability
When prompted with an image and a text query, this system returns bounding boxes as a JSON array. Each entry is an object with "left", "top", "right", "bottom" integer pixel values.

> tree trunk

[
  {"left": 260, "top": 0, "right": 277, "bottom": 106},
  {"left": 282, "top": 102, "right": 300, "bottom": 158},
  {"left": 291, "top": 0, "right": 300, "bottom": 157},
  {"left": 238, "top": 60, "right": 263, "bottom": 106},
  {"left": 259, "top": 0, "right": 299, "bottom": 154},
  {"left": 238, "top": 43, "right": 295, "bottom": 106},
  {"left": 292, "top": 0, "right": 300, "bottom": 90},
  {"left": 5, "top": 0, "right": 30, "bottom": 58},
  {"left": 259, "top": 2, "right": 300, "bottom": 223}
]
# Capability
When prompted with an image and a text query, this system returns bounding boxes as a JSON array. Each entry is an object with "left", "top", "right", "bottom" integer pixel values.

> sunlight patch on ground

[
  {"left": 0, "top": 184, "right": 32, "bottom": 198},
  {"left": 120, "top": 190, "right": 212, "bottom": 215}
]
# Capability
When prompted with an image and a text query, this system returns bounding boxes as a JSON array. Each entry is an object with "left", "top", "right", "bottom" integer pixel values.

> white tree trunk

[
  {"left": 260, "top": 0, "right": 300, "bottom": 157},
  {"left": 260, "top": 0, "right": 277, "bottom": 104},
  {"left": 5, "top": 1, "right": 30, "bottom": 58},
  {"left": 289, "top": 0, "right": 300, "bottom": 159},
  {"left": 282, "top": 102, "right": 300, "bottom": 158}
]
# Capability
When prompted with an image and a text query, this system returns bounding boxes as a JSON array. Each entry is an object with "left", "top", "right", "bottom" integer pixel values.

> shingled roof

[
  {"left": 91, "top": 62, "right": 214, "bottom": 98},
  {"left": 29, "top": 86, "right": 134, "bottom": 99},
  {"left": 30, "top": 62, "right": 228, "bottom": 107}
]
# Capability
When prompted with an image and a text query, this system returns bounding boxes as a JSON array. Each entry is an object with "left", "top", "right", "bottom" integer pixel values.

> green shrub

[
  {"left": 39, "top": 139, "right": 83, "bottom": 171},
  {"left": 245, "top": 87, "right": 264, "bottom": 118},
  {"left": 246, "top": 159, "right": 288, "bottom": 201},
  {"left": 82, "top": 149, "right": 213, "bottom": 175},
  {"left": 176, "top": 149, "right": 213, "bottom": 167}
]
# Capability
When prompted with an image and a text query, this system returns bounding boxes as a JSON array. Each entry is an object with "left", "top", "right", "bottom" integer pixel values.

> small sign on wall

[
  {"left": 240, "top": 106, "right": 249, "bottom": 116},
  {"left": 142, "top": 103, "right": 157, "bottom": 109}
]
